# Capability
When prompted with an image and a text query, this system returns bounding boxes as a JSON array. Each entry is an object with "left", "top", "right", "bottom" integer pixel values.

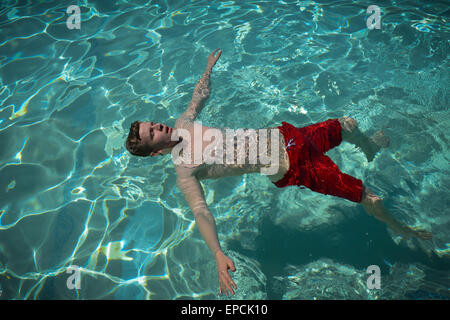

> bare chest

[{"left": 173, "top": 120, "right": 290, "bottom": 180}]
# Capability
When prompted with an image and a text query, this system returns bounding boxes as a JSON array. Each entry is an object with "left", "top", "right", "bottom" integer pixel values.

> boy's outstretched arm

[
  {"left": 181, "top": 48, "right": 222, "bottom": 121},
  {"left": 176, "top": 174, "right": 237, "bottom": 296}
]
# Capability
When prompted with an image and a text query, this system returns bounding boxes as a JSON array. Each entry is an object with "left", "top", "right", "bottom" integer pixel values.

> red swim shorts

[{"left": 272, "top": 119, "right": 363, "bottom": 203}]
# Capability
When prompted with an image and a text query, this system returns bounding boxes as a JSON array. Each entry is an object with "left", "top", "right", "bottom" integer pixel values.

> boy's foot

[
  {"left": 361, "top": 192, "right": 432, "bottom": 240},
  {"left": 365, "top": 130, "right": 390, "bottom": 161},
  {"left": 370, "top": 130, "right": 390, "bottom": 148},
  {"left": 339, "top": 117, "right": 389, "bottom": 162}
]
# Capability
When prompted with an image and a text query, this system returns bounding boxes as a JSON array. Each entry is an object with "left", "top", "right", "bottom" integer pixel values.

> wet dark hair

[{"left": 125, "top": 121, "right": 152, "bottom": 157}]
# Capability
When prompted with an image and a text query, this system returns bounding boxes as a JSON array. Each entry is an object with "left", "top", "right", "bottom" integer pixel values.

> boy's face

[{"left": 139, "top": 121, "right": 174, "bottom": 156}]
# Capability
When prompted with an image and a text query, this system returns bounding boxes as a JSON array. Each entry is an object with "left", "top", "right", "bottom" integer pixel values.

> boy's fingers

[
  {"left": 221, "top": 282, "right": 228, "bottom": 295},
  {"left": 220, "top": 274, "right": 234, "bottom": 295},
  {"left": 226, "top": 273, "right": 233, "bottom": 285},
  {"left": 225, "top": 276, "right": 235, "bottom": 294},
  {"left": 225, "top": 282, "right": 234, "bottom": 295}
]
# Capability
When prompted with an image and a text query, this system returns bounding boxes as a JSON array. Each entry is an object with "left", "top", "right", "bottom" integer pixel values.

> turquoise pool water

[{"left": 0, "top": 0, "right": 448, "bottom": 300}]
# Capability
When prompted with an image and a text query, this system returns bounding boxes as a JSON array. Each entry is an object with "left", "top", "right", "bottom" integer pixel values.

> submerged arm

[
  {"left": 181, "top": 49, "right": 222, "bottom": 121},
  {"left": 177, "top": 175, "right": 222, "bottom": 255},
  {"left": 176, "top": 173, "right": 237, "bottom": 295}
]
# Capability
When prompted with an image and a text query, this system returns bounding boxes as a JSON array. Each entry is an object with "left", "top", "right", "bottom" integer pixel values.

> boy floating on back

[{"left": 125, "top": 49, "right": 432, "bottom": 296}]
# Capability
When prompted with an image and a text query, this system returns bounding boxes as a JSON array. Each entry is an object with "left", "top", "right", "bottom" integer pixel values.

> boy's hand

[
  {"left": 215, "top": 250, "right": 237, "bottom": 296},
  {"left": 207, "top": 48, "right": 222, "bottom": 71}
]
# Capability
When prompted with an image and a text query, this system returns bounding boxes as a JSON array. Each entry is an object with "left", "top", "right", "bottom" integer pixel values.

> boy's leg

[
  {"left": 360, "top": 186, "right": 432, "bottom": 240},
  {"left": 338, "top": 117, "right": 389, "bottom": 161}
]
